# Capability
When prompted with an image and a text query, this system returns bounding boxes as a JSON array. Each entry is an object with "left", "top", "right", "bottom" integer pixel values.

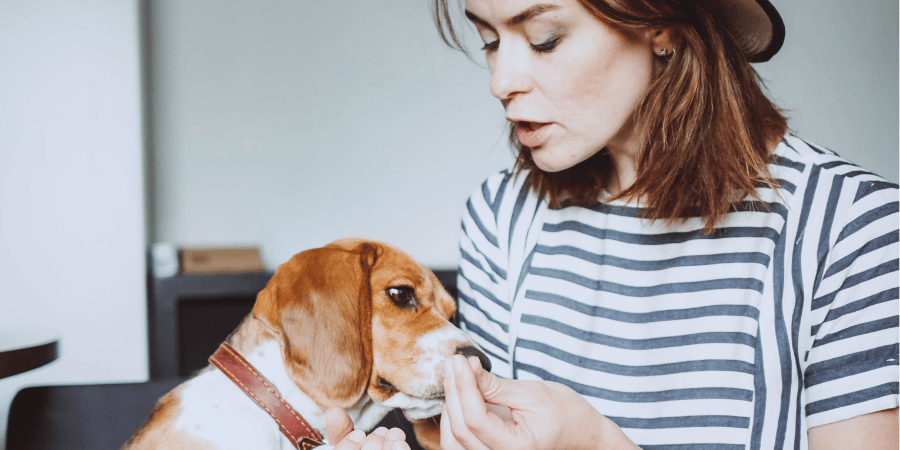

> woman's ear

[
  {"left": 650, "top": 27, "right": 676, "bottom": 55},
  {"left": 251, "top": 245, "right": 376, "bottom": 408}
]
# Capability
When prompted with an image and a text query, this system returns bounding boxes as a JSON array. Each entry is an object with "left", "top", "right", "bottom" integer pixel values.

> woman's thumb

[
  {"left": 465, "top": 356, "right": 529, "bottom": 410},
  {"left": 324, "top": 406, "right": 354, "bottom": 444}
]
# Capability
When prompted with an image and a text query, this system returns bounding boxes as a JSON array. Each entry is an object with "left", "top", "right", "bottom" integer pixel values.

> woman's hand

[
  {"left": 440, "top": 354, "right": 640, "bottom": 450},
  {"left": 324, "top": 407, "right": 410, "bottom": 450}
]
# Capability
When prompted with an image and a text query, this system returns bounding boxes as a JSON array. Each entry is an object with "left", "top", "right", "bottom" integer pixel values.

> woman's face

[{"left": 465, "top": 0, "right": 657, "bottom": 172}]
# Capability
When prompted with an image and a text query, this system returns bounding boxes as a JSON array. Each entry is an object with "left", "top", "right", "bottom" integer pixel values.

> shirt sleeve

[
  {"left": 803, "top": 179, "right": 899, "bottom": 428},
  {"left": 457, "top": 171, "right": 514, "bottom": 377}
]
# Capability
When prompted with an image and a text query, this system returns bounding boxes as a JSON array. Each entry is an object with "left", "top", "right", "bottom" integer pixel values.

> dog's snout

[{"left": 455, "top": 346, "right": 491, "bottom": 372}]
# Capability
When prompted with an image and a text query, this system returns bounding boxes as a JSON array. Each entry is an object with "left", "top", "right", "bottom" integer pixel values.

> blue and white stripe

[{"left": 456, "top": 135, "right": 899, "bottom": 449}]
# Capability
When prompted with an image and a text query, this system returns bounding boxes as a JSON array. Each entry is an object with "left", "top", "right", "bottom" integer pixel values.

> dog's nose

[{"left": 455, "top": 345, "right": 492, "bottom": 373}]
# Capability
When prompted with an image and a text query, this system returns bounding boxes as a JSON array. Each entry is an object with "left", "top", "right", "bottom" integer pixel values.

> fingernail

[
  {"left": 468, "top": 356, "right": 481, "bottom": 372},
  {"left": 387, "top": 428, "right": 404, "bottom": 440},
  {"left": 347, "top": 430, "right": 365, "bottom": 443},
  {"left": 372, "top": 427, "right": 388, "bottom": 437},
  {"left": 452, "top": 355, "right": 463, "bottom": 374}
]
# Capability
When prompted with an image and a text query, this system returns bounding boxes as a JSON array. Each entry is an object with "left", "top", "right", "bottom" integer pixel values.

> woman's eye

[
  {"left": 386, "top": 286, "right": 418, "bottom": 309},
  {"left": 481, "top": 40, "right": 499, "bottom": 52},
  {"left": 531, "top": 35, "right": 561, "bottom": 53}
]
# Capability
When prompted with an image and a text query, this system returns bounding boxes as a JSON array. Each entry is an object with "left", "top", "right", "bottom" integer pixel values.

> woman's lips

[{"left": 516, "top": 121, "right": 552, "bottom": 148}]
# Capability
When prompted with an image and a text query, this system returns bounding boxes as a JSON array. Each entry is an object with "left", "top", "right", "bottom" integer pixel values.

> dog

[{"left": 123, "top": 238, "right": 489, "bottom": 450}]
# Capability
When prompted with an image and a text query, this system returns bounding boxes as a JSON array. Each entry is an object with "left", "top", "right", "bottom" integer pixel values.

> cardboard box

[{"left": 179, "top": 247, "right": 265, "bottom": 274}]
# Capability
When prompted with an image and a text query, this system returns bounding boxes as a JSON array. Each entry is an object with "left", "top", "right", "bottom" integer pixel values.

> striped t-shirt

[{"left": 456, "top": 135, "right": 899, "bottom": 449}]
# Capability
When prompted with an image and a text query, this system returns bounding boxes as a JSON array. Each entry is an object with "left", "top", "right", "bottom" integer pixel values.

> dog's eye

[{"left": 385, "top": 286, "right": 417, "bottom": 309}]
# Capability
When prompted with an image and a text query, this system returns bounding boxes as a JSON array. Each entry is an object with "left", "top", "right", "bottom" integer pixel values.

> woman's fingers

[
  {"left": 383, "top": 426, "right": 410, "bottom": 449},
  {"left": 465, "top": 355, "right": 544, "bottom": 413},
  {"left": 333, "top": 429, "right": 367, "bottom": 450},
  {"left": 386, "top": 427, "right": 406, "bottom": 442},
  {"left": 331, "top": 426, "right": 409, "bottom": 450},
  {"left": 442, "top": 355, "right": 505, "bottom": 450},
  {"left": 440, "top": 402, "right": 475, "bottom": 450},
  {"left": 325, "top": 408, "right": 408, "bottom": 450},
  {"left": 367, "top": 427, "right": 410, "bottom": 450},
  {"left": 325, "top": 407, "right": 356, "bottom": 445},
  {"left": 360, "top": 427, "right": 389, "bottom": 450},
  {"left": 465, "top": 356, "right": 502, "bottom": 399},
  {"left": 464, "top": 357, "right": 514, "bottom": 421}
]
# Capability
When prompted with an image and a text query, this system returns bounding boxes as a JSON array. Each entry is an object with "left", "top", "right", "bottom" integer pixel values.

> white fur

[
  {"left": 169, "top": 319, "right": 480, "bottom": 448},
  {"left": 386, "top": 324, "right": 480, "bottom": 420},
  {"left": 173, "top": 340, "right": 391, "bottom": 449},
  {"left": 380, "top": 392, "right": 444, "bottom": 421},
  {"left": 416, "top": 325, "right": 473, "bottom": 386}
]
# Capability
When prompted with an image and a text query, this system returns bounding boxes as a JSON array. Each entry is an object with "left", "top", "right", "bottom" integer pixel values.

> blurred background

[{"left": 0, "top": 0, "right": 896, "bottom": 447}]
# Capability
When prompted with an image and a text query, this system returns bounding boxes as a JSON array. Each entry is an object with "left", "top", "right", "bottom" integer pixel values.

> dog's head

[{"left": 251, "top": 238, "right": 489, "bottom": 420}]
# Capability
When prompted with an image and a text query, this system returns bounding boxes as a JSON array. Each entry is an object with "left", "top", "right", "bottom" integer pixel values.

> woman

[{"left": 327, "top": 0, "right": 899, "bottom": 448}]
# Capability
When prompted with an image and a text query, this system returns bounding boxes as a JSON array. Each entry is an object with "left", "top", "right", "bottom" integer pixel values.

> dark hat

[{"left": 704, "top": 0, "right": 785, "bottom": 62}]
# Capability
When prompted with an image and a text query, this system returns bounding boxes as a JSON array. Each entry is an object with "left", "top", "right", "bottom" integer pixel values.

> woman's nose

[{"left": 489, "top": 46, "right": 532, "bottom": 100}]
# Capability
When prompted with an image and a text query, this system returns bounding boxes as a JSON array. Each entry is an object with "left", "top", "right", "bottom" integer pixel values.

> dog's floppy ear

[
  {"left": 412, "top": 417, "right": 442, "bottom": 450},
  {"left": 252, "top": 242, "right": 379, "bottom": 408}
]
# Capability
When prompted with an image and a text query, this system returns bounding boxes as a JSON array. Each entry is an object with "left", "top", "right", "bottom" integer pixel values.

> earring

[{"left": 659, "top": 48, "right": 669, "bottom": 56}]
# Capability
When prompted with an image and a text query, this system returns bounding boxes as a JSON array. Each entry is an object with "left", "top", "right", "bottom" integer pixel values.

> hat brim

[{"left": 706, "top": 0, "right": 785, "bottom": 62}]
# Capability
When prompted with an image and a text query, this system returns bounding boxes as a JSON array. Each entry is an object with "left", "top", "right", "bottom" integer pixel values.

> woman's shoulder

[
  {"left": 774, "top": 135, "right": 897, "bottom": 186},
  {"left": 478, "top": 168, "right": 516, "bottom": 191},
  {"left": 770, "top": 135, "right": 898, "bottom": 208},
  {"left": 466, "top": 168, "right": 535, "bottom": 211},
  {"left": 770, "top": 135, "right": 898, "bottom": 257}
]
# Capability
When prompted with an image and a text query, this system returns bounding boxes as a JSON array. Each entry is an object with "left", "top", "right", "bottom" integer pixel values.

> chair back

[{"left": 6, "top": 378, "right": 186, "bottom": 450}]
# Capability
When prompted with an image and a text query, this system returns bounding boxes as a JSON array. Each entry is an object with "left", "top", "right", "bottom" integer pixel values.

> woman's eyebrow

[{"left": 465, "top": 3, "right": 562, "bottom": 28}]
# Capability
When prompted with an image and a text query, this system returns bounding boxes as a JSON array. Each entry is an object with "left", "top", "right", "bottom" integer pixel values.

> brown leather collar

[{"left": 210, "top": 343, "right": 324, "bottom": 449}]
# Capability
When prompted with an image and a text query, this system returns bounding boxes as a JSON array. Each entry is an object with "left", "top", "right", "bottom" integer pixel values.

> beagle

[{"left": 123, "top": 238, "right": 488, "bottom": 450}]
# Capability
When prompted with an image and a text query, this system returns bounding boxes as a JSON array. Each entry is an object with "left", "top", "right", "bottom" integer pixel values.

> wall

[
  {"left": 0, "top": 1, "right": 146, "bottom": 447},
  {"left": 757, "top": 0, "right": 898, "bottom": 177},
  {"left": 147, "top": 0, "right": 898, "bottom": 272},
  {"left": 146, "top": 0, "right": 513, "bottom": 270}
]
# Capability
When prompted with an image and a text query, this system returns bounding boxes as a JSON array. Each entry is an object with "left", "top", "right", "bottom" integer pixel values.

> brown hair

[{"left": 433, "top": 0, "right": 788, "bottom": 231}]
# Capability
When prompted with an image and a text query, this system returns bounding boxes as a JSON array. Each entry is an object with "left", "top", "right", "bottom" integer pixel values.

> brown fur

[
  {"left": 123, "top": 388, "right": 181, "bottom": 447},
  {"left": 252, "top": 242, "right": 377, "bottom": 407},
  {"left": 412, "top": 417, "right": 442, "bottom": 450},
  {"left": 123, "top": 384, "right": 218, "bottom": 449}
]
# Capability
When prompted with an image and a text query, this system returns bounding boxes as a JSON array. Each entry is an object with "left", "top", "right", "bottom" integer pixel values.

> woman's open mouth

[{"left": 516, "top": 121, "right": 552, "bottom": 147}]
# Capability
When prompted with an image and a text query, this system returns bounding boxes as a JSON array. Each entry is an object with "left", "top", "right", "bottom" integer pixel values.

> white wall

[
  {"left": 148, "top": 0, "right": 898, "bottom": 272},
  {"left": 147, "top": 0, "right": 512, "bottom": 270},
  {"left": 757, "top": 0, "right": 898, "bottom": 177},
  {"left": 0, "top": 1, "right": 146, "bottom": 448}
]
